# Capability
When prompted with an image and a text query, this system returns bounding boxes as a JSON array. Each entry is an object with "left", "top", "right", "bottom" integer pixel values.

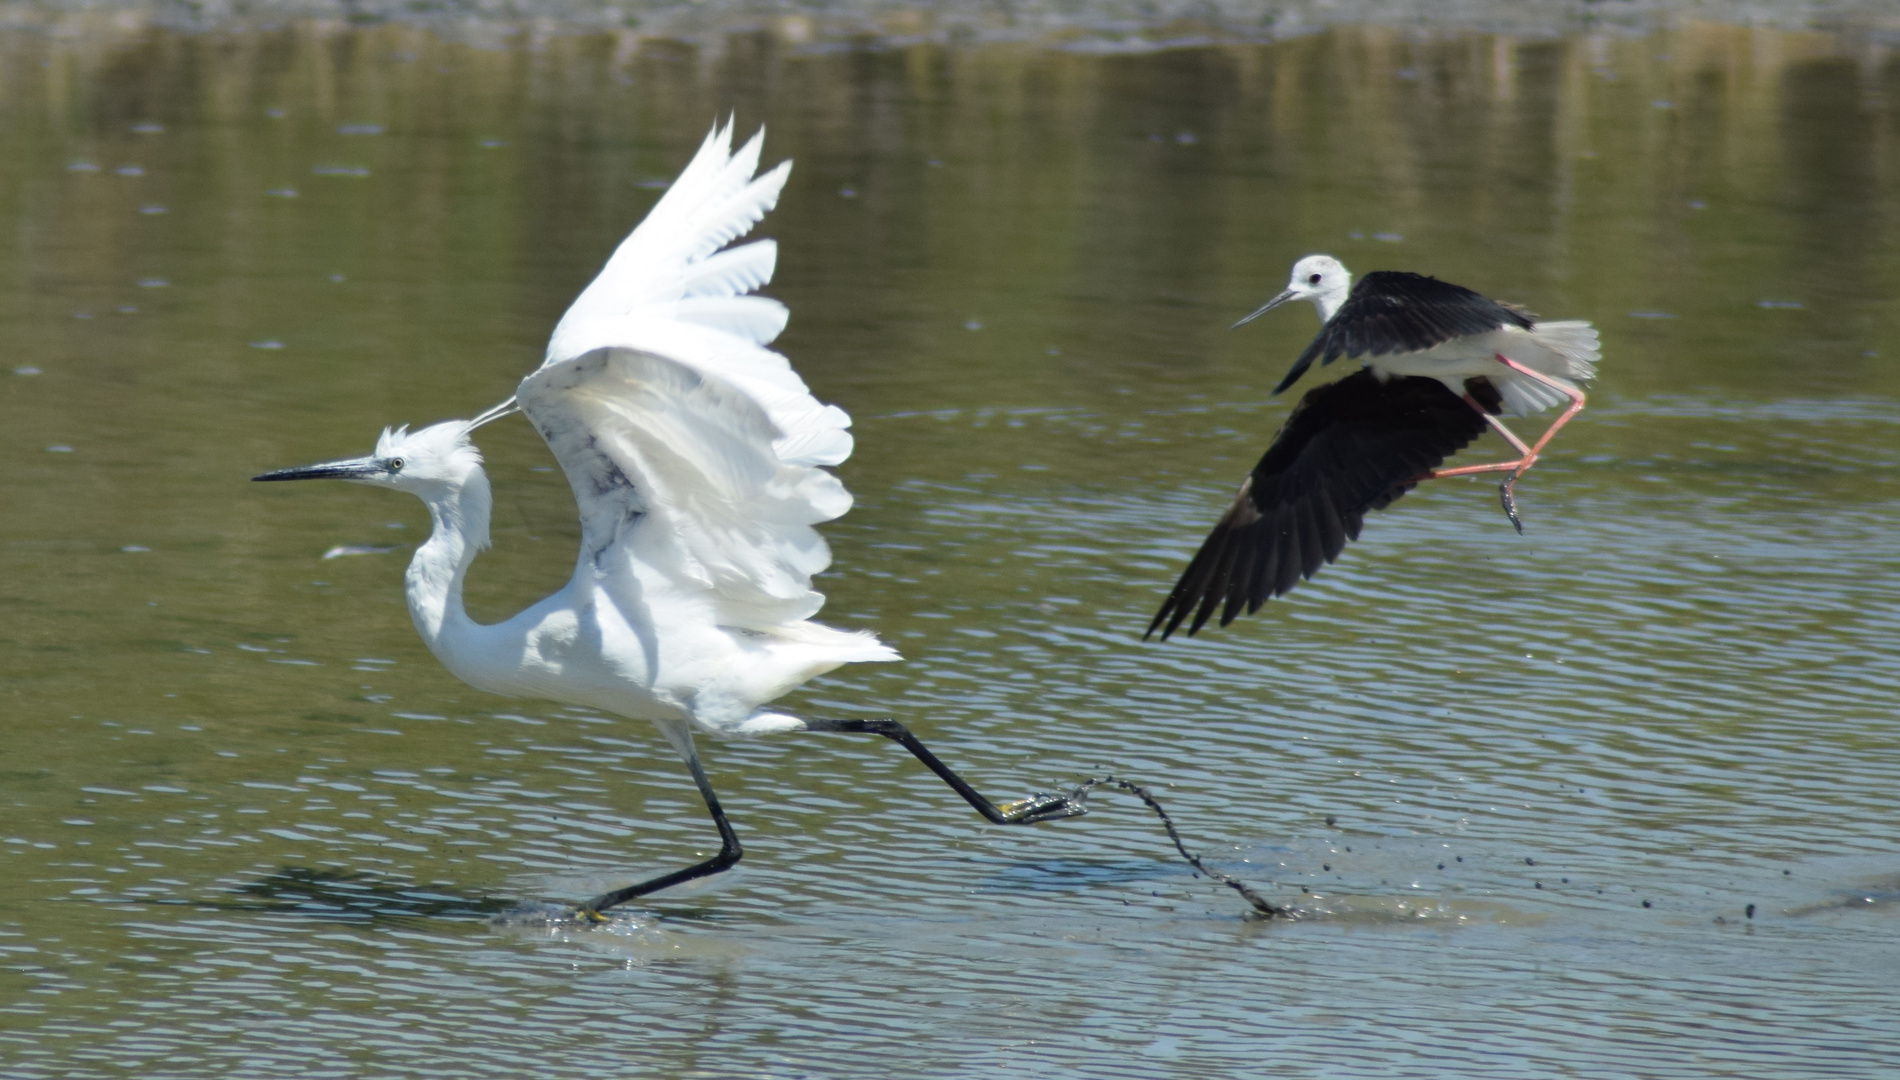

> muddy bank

[{"left": 7, "top": 0, "right": 1899, "bottom": 47}]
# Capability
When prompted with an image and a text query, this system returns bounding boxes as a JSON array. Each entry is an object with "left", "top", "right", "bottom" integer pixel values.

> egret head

[
  {"left": 253, "top": 420, "right": 484, "bottom": 493},
  {"left": 1233, "top": 254, "right": 1353, "bottom": 328}
]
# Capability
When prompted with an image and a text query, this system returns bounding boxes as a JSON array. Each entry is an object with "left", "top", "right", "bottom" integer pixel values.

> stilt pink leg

[
  {"left": 1433, "top": 394, "right": 1534, "bottom": 468},
  {"left": 1418, "top": 356, "right": 1588, "bottom": 533}
]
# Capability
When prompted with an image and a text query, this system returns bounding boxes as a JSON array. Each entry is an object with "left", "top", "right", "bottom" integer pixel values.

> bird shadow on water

[
  {"left": 206, "top": 866, "right": 521, "bottom": 923},
  {"left": 124, "top": 866, "right": 625, "bottom": 930},
  {"left": 163, "top": 866, "right": 748, "bottom": 944},
  {"left": 1782, "top": 871, "right": 1900, "bottom": 921},
  {"left": 978, "top": 856, "right": 1202, "bottom": 895},
  {"left": 975, "top": 859, "right": 1533, "bottom": 926}
]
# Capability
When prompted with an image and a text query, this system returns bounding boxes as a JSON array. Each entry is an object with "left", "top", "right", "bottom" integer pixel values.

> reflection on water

[
  {"left": 216, "top": 866, "right": 518, "bottom": 922},
  {"left": 1, "top": 20, "right": 1898, "bottom": 1079}
]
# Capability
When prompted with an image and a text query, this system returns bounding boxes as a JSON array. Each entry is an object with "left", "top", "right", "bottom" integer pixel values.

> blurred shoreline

[{"left": 5, "top": 0, "right": 1898, "bottom": 48}]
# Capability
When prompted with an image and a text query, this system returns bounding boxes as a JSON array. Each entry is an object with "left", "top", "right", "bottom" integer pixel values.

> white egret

[
  {"left": 257, "top": 123, "right": 1085, "bottom": 918},
  {"left": 1149, "top": 256, "right": 1598, "bottom": 639}
]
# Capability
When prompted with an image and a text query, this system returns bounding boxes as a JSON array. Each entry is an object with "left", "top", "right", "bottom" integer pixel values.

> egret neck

[{"left": 403, "top": 466, "right": 493, "bottom": 664}]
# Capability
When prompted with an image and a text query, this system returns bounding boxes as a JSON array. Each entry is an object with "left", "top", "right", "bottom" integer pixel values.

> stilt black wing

[
  {"left": 1272, "top": 272, "right": 1536, "bottom": 394},
  {"left": 1146, "top": 371, "right": 1501, "bottom": 640}
]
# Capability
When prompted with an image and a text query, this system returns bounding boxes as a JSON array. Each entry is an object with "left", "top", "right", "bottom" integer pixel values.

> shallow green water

[{"left": 1, "top": 21, "right": 1898, "bottom": 1079}]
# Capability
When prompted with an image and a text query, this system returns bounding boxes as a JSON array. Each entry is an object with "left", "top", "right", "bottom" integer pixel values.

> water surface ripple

[{"left": 1, "top": 22, "right": 1897, "bottom": 1080}]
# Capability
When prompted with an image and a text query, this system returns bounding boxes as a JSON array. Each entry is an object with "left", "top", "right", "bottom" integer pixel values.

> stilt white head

[{"left": 1233, "top": 254, "right": 1353, "bottom": 326}]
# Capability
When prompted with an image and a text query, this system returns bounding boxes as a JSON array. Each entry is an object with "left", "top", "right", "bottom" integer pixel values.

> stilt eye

[{"left": 1308, "top": 273, "right": 1323, "bottom": 285}]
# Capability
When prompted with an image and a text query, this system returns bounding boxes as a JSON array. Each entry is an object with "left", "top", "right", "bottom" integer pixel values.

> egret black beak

[
  {"left": 253, "top": 456, "right": 385, "bottom": 482},
  {"left": 1232, "top": 289, "right": 1297, "bottom": 329}
]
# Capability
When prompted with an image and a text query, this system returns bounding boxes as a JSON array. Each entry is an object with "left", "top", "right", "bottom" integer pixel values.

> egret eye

[
  {"left": 388, "top": 458, "right": 405, "bottom": 473},
  {"left": 1308, "top": 273, "right": 1323, "bottom": 285}
]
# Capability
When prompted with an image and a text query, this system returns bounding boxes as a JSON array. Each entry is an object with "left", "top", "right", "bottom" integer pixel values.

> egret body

[
  {"left": 1148, "top": 255, "right": 1598, "bottom": 639},
  {"left": 257, "top": 125, "right": 1083, "bottom": 917}
]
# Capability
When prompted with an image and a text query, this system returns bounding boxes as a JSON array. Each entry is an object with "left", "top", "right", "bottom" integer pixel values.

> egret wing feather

[
  {"left": 675, "top": 296, "right": 790, "bottom": 345},
  {"left": 566, "top": 316, "right": 854, "bottom": 467},
  {"left": 519, "top": 121, "right": 859, "bottom": 633},
  {"left": 546, "top": 122, "right": 796, "bottom": 368},
  {"left": 520, "top": 348, "right": 847, "bottom": 630},
  {"left": 681, "top": 242, "right": 780, "bottom": 301}
]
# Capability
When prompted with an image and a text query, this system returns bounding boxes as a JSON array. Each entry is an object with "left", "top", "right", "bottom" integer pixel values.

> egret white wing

[
  {"left": 518, "top": 122, "right": 859, "bottom": 632},
  {"left": 519, "top": 347, "right": 849, "bottom": 630},
  {"left": 543, "top": 121, "right": 851, "bottom": 470}
]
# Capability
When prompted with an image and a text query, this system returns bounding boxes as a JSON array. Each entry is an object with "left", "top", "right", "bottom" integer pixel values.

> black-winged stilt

[{"left": 1147, "top": 255, "right": 1597, "bottom": 641}]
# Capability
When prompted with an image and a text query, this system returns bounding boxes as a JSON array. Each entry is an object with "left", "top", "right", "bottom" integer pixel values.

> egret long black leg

[
  {"left": 802, "top": 718, "right": 1089, "bottom": 825},
  {"left": 580, "top": 748, "right": 742, "bottom": 918}
]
